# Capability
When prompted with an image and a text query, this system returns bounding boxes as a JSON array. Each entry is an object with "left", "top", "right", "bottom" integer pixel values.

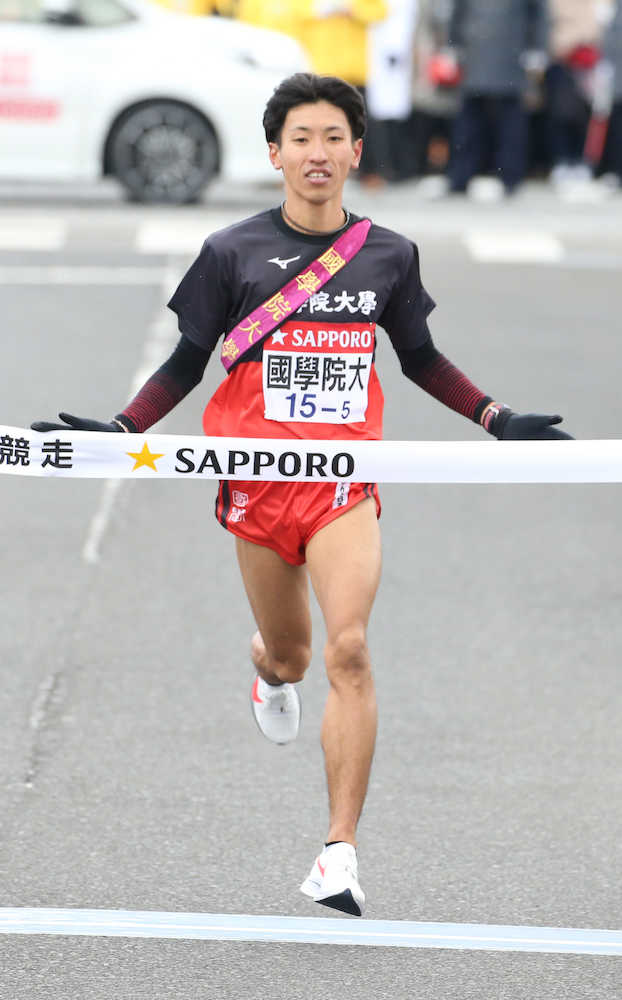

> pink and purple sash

[{"left": 220, "top": 218, "right": 371, "bottom": 371}]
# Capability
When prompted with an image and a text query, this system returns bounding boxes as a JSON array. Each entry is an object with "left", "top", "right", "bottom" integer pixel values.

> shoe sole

[
  {"left": 316, "top": 889, "right": 362, "bottom": 917},
  {"left": 300, "top": 877, "right": 364, "bottom": 917}
]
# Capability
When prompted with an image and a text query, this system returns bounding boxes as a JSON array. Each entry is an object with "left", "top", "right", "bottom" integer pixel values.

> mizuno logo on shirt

[{"left": 268, "top": 255, "right": 301, "bottom": 270}]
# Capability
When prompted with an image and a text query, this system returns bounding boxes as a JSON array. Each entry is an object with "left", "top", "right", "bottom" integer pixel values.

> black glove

[
  {"left": 31, "top": 412, "right": 129, "bottom": 433},
  {"left": 491, "top": 408, "right": 574, "bottom": 440}
]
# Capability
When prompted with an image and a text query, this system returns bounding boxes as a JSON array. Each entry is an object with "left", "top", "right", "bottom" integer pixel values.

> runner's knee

[
  {"left": 271, "top": 653, "right": 310, "bottom": 684},
  {"left": 325, "top": 626, "right": 370, "bottom": 687},
  {"left": 270, "top": 642, "right": 311, "bottom": 683},
  {"left": 252, "top": 631, "right": 310, "bottom": 684}
]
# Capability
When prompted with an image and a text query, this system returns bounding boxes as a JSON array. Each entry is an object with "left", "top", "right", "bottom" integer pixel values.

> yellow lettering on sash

[
  {"left": 240, "top": 318, "right": 262, "bottom": 344},
  {"left": 318, "top": 247, "right": 345, "bottom": 276},
  {"left": 295, "top": 270, "right": 322, "bottom": 294},
  {"left": 264, "top": 292, "right": 291, "bottom": 322},
  {"left": 222, "top": 337, "right": 240, "bottom": 360}
]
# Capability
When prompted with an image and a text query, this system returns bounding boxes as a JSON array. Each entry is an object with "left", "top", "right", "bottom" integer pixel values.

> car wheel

[{"left": 109, "top": 101, "right": 218, "bottom": 204}]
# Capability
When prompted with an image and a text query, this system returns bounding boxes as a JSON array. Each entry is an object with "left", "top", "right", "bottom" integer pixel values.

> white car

[{"left": 0, "top": 0, "right": 308, "bottom": 202}]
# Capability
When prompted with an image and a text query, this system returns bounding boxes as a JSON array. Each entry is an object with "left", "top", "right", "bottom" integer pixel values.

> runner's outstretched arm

[
  {"left": 31, "top": 334, "right": 211, "bottom": 433},
  {"left": 397, "top": 339, "right": 574, "bottom": 440}
]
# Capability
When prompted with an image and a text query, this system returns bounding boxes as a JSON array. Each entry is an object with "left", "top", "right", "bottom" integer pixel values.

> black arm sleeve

[
  {"left": 115, "top": 334, "right": 212, "bottom": 433},
  {"left": 396, "top": 339, "right": 442, "bottom": 376},
  {"left": 397, "top": 337, "right": 493, "bottom": 424},
  {"left": 158, "top": 334, "right": 212, "bottom": 386}
]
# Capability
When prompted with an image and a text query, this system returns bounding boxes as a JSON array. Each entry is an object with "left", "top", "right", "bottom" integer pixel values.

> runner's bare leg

[
  {"left": 236, "top": 538, "right": 312, "bottom": 686},
  {"left": 306, "top": 498, "right": 381, "bottom": 847}
]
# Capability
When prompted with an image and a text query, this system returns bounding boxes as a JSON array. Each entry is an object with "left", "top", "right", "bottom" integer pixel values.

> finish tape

[{"left": 1, "top": 426, "right": 621, "bottom": 484}]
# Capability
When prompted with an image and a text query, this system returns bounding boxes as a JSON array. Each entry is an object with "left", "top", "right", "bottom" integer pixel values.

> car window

[
  {"left": 0, "top": 0, "right": 134, "bottom": 25},
  {"left": 73, "top": 0, "right": 134, "bottom": 27}
]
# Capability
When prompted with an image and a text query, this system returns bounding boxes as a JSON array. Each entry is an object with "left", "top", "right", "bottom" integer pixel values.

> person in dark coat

[
  {"left": 603, "top": 0, "right": 622, "bottom": 181},
  {"left": 447, "top": 0, "right": 548, "bottom": 194}
]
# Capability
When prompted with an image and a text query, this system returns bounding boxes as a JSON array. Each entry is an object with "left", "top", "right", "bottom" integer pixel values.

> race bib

[{"left": 262, "top": 320, "right": 375, "bottom": 424}]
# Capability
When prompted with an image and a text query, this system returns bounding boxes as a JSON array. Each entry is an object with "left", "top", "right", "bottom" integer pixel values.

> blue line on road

[{"left": 1, "top": 909, "right": 621, "bottom": 956}]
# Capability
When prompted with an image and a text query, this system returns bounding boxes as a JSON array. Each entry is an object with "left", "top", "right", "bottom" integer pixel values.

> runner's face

[{"left": 268, "top": 102, "right": 362, "bottom": 205}]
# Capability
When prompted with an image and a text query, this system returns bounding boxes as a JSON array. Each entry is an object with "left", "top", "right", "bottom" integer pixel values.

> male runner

[{"left": 33, "top": 73, "right": 572, "bottom": 918}]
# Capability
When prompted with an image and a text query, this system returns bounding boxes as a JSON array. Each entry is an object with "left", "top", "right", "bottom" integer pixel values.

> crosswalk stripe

[
  {"left": 0, "top": 218, "right": 618, "bottom": 273},
  {"left": 0, "top": 266, "right": 164, "bottom": 284},
  {"left": 0, "top": 219, "right": 66, "bottom": 251},
  {"left": 464, "top": 230, "right": 565, "bottom": 263},
  {"left": 134, "top": 216, "right": 236, "bottom": 254}
]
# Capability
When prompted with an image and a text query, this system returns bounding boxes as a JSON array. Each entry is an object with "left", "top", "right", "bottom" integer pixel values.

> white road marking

[
  {"left": 81, "top": 264, "right": 180, "bottom": 565},
  {"left": 81, "top": 479, "right": 125, "bottom": 566},
  {"left": 0, "top": 266, "right": 165, "bottom": 285},
  {"left": 134, "top": 216, "right": 235, "bottom": 254},
  {"left": 464, "top": 230, "right": 566, "bottom": 264},
  {"left": 24, "top": 671, "right": 65, "bottom": 787},
  {"left": 1, "top": 909, "right": 621, "bottom": 956},
  {"left": 0, "top": 218, "right": 66, "bottom": 251},
  {"left": 28, "top": 673, "right": 61, "bottom": 734}
]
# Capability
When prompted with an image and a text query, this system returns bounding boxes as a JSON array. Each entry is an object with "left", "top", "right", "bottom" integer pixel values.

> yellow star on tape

[{"left": 127, "top": 442, "right": 165, "bottom": 471}]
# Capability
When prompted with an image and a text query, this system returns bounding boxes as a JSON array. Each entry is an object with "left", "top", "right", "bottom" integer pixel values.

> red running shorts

[{"left": 214, "top": 480, "right": 381, "bottom": 565}]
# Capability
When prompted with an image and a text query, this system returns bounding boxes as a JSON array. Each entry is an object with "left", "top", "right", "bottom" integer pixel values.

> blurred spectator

[
  {"left": 602, "top": 0, "right": 622, "bottom": 180},
  {"left": 446, "top": 0, "right": 548, "bottom": 197},
  {"left": 224, "top": 0, "right": 301, "bottom": 35},
  {"left": 546, "top": 0, "right": 609, "bottom": 183},
  {"left": 362, "top": 0, "right": 418, "bottom": 184},
  {"left": 294, "top": 1, "right": 387, "bottom": 86},
  {"left": 233, "top": 2, "right": 388, "bottom": 84},
  {"left": 410, "top": 0, "right": 461, "bottom": 177}
]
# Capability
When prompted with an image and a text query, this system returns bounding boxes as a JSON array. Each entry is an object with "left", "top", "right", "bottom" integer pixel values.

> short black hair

[{"left": 263, "top": 73, "right": 366, "bottom": 145}]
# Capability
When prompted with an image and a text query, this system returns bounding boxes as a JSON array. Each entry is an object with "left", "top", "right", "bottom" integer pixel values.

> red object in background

[
  {"left": 566, "top": 45, "right": 601, "bottom": 70},
  {"left": 584, "top": 114, "right": 610, "bottom": 166},
  {"left": 0, "top": 53, "right": 31, "bottom": 87},
  {"left": 427, "top": 52, "right": 463, "bottom": 88}
]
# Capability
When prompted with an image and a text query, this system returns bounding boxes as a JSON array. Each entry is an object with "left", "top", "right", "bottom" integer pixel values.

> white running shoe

[
  {"left": 250, "top": 675, "right": 301, "bottom": 745},
  {"left": 300, "top": 842, "right": 365, "bottom": 917}
]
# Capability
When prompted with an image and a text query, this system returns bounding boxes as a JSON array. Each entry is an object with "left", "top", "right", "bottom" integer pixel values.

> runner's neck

[{"left": 281, "top": 200, "right": 348, "bottom": 236}]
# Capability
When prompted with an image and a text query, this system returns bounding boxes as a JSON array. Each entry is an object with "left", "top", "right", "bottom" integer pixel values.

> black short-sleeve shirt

[
  {"left": 167, "top": 208, "right": 435, "bottom": 441},
  {"left": 168, "top": 208, "right": 435, "bottom": 358}
]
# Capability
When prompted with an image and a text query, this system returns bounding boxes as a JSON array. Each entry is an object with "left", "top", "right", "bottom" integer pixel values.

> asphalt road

[{"left": 1, "top": 179, "right": 621, "bottom": 998}]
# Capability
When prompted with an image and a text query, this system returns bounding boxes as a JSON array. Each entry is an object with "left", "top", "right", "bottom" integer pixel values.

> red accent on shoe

[
  {"left": 317, "top": 860, "right": 326, "bottom": 877},
  {"left": 252, "top": 677, "right": 263, "bottom": 704}
]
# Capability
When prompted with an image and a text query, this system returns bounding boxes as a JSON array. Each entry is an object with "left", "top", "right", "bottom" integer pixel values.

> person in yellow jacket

[
  {"left": 232, "top": 2, "right": 387, "bottom": 86},
  {"left": 297, "top": 1, "right": 388, "bottom": 86},
  {"left": 229, "top": 0, "right": 303, "bottom": 37}
]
